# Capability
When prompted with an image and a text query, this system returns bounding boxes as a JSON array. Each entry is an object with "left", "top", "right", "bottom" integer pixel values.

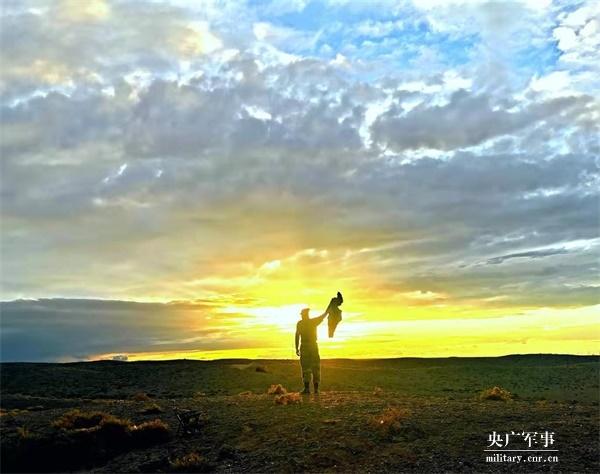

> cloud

[
  {"left": 371, "top": 89, "right": 592, "bottom": 151},
  {"left": 485, "top": 247, "right": 571, "bottom": 265},
  {"left": 554, "top": 3, "right": 600, "bottom": 62},
  {"left": 57, "top": 0, "right": 111, "bottom": 23},
  {"left": 1, "top": 61, "right": 596, "bottom": 306},
  {"left": 0, "top": 1, "right": 232, "bottom": 101},
  {"left": 0, "top": 299, "right": 253, "bottom": 361}
]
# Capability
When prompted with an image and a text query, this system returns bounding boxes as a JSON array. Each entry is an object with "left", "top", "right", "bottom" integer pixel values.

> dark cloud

[
  {"left": 485, "top": 248, "right": 572, "bottom": 265},
  {"left": 0, "top": 299, "right": 251, "bottom": 361},
  {"left": 371, "top": 89, "right": 593, "bottom": 151}
]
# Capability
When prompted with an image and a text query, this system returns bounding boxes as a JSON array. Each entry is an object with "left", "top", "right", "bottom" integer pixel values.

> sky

[{"left": 0, "top": 0, "right": 599, "bottom": 362}]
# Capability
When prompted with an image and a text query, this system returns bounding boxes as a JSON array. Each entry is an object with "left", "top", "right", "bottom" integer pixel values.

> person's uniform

[{"left": 296, "top": 315, "right": 325, "bottom": 385}]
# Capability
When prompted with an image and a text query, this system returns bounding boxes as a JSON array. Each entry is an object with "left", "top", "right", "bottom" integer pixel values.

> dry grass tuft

[
  {"left": 372, "top": 407, "right": 410, "bottom": 436},
  {"left": 130, "top": 419, "right": 171, "bottom": 446},
  {"left": 6, "top": 411, "right": 170, "bottom": 472},
  {"left": 480, "top": 386, "right": 513, "bottom": 401},
  {"left": 267, "top": 384, "right": 287, "bottom": 395},
  {"left": 132, "top": 392, "right": 151, "bottom": 402},
  {"left": 373, "top": 386, "right": 384, "bottom": 396},
  {"left": 53, "top": 410, "right": 168, "bottom": 446},
  {"left": 238, "top": 391, "right": 254, "bottom": 397},
  {"left": 52, "top": 409, "right": 119, "bottom": 430},
  {"left": 274, "top": 392, "right": 302, "bottom": 405},
  {"left": 138, "top": 403, "right": 164, "bottom": 415},
  {"left": 95, "top": 416, "right": 131, "bottom": 446},
  {"left": 322, "top": 419, "right": 340, "bottom": 425},
  {"left": 170, "top": 452, "right": 213, "bottom": 472}
]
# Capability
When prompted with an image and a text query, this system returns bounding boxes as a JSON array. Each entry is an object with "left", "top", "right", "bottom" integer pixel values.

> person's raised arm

[{"left": 314, "top": 311, "right": 328, "bottom": 325}]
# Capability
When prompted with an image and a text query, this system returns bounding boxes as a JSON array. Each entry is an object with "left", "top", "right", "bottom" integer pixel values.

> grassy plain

[{"left": 1, "top": 355, "right": 598, "bottom": 472}]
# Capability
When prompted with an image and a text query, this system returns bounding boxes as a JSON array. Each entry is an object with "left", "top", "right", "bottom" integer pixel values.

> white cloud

[
  {"left": 0, "top": 0, "right": 597, "bottom": 318},
  {"left": 554, "top": 25, "right": 578, "bottom": 50},
  {"left": 554, "top": 3, "right": 600, "bottom": 58},
  {"left": 354, "top": 19, "right": 404, "bottom": 38}
]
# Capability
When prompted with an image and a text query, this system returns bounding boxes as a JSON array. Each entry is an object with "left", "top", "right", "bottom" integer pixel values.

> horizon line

[{"left": 2, "top": 353, "right": 599, "bottom": 364}]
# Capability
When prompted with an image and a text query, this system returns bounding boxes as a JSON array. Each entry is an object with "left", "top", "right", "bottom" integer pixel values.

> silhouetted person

[{"left": 295, "top": 307, "right": 327, "bottom": 394}]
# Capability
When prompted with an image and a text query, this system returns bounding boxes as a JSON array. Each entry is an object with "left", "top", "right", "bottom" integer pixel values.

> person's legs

[
  {"left": 302, "top": 372, "right": 311, "bottom": 393},
  {"left": 312, "top": 365, "right": 320, "bottom": 393},
  {"left": 300, "top": 349, "right": 312, "bottom": 393},
  {"left": 312, "top": 349, "right": 321, "bottom": 393}
]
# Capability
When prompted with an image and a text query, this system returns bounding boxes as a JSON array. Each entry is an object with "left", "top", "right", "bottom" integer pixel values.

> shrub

[
  {"left": 274, "top": 392, "right": 302, "bottom": 405},
  {"left": 132, "top": 392, "right": 151, "bottom": 402},
  {"left": 130, "top": 419, "right": 170, "bottom": 447},
  {"left": 54, "top": 411, "right": 132, "bottom": 450},
  {"left": 170, "top": 452, "right": 213, "bottom": 472},
  {"left": 480, "top": 386, "right": 513, "bottom": 401},
  {"left": 96, "top": 416, "right": 131, "bottom": 448},
  {"left": 267, "top": 384, "right": 287, "bottom": 395},
  {"left": 372, "top": 407, "right": 410, "bottom": 437}
]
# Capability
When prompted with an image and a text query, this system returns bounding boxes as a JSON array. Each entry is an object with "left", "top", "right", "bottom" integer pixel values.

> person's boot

[
  {"left": 301, "top": 382, "right": 310, "bottom": 395},
  {"left": 313, "top": 382, "right": 319, "bottom": 395}
]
